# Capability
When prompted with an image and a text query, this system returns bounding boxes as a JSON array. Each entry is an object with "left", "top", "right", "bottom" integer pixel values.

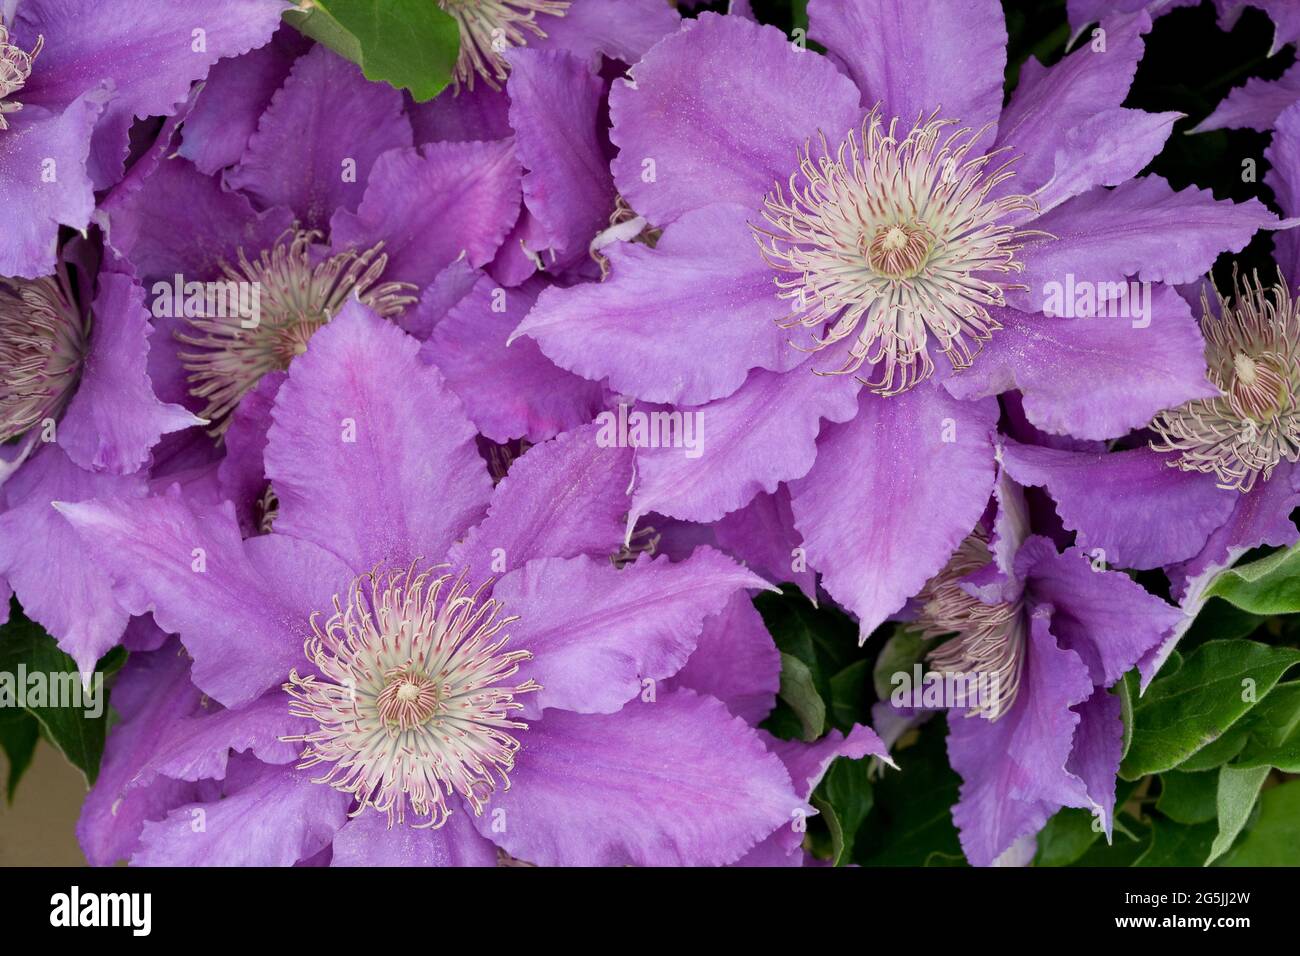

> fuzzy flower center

[
  {"left": 284, "top": 564, "right": 540, "bottom": 829},
  {"left": 0, "top": 26, "right": 41, "bottom": 131},
  {"left": 1149, "top": 273, "right": 1300, "bottom": 493},
  {"left": 175, "top": 229, "right": 415, "bottom": 434},
  {"left": 753, "top": 107, "right": 1037, "bottom": 396},
  {"left": 439, "top": 0, "right": 569, "bottom": 91},
  {"left": 914, "top": 532, "right": 1025, "bottom": 721},
  {"left": 0, "top": 272, "right": 87, "bottom": 443}
]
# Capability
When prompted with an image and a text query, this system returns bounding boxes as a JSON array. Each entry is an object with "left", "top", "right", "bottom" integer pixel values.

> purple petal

[
  {"left": 57, "top": 488, "right": 355, "bottom": 707},
  {"left": 17, "top": 0, "right": 286, "bottom": 188},
  {"left": 400, "top": 256, "right": 480, "bottom": 340},
  {"left": 536, "top": 0, "right": 681, "bottom": 65},
  {"left": 487, "top": 204, "right": 547, "bottom": 287},
  {"left": 945, "top": 285, "right": 1218, "bottom": 441},
  {"left": 226, "top": 45, "right": 413, "bottom": 230},
  {"left": 947, "top": 611, "right": 1093, "bottom": 867},
  {"left": 1017, "top": 177, "right": 1279, "bottom": 303},
  {"left": 738, "top": 723, "right": 893, "bottom": 867},
  {"left": 0, "top": 446, "right": 142, "bottom": 672},
  {"left": 1020, "top": 538, "right": 1182, "bottom": 686},
  {"left": 1168, "top": 461, "right": 1300, "bottom": 602},
  {"left": 179, "top": 26, "right": 307, "bottom": 174},
  {"left": 449, "top": 420, "right": 633, "bottom": 577},
  {"left": 808, "top": 0, "right": 1007, "bottom": 136},
  {"left": 713, "top": 486, "right": 818, "bottom": 602},
  {"left": 629, "top": 368, "right": 861, "bottom": 527},
  {"left": 791, "top": 387, "right": 999, "bottom": 639},
  {"left": 329, "top": 139, "right": 522, "bottom": 289},
  {"left": 425, "top": 276, "right": 604, "bottom": 442},
  {"left": 506, "top": 48, "right": 615, "bottom": 272},
  {"left": 771, "top": 724, "right": 894, "bottom": 798},
  {"left": 129, "top": 689, "right": 306, "bottom": 790},
  {"left": 97, "top": 155, "right": 295, "bottom": 281},
  {"left": 215, "top": 370, "right": 284, "bottom": 536},
  {"left": 516, "top": 203, "right": 805, "bottom": 406},
  {"left": 265, "top": 302, "right": 490, "bottom": 574},
  {"left": 76, "top": 641, "right": 203, "bottom": 866},
  {"left": 1029, "top": 107, "right": 1180, "bottom": 216},
  {"left": 121, "top": 614, "right": 172, "bottom": 653},
  {"left": 472, "top": 690, "right": 800, "bottom": 866},
  {"left": 1243, "top": 0, "right": 1300, "bottom": 55},
  {"left": 134, "top": 763, "right": 349, "bottom": 867},
  {"left": 999, "top": 439, "right": 1237, "bottom": 569},
  {"left": 608, "top": 13, "right": 862, "bottom": 224},
  {"left": 1265, "top": 102, "right": 1300, "bottom": 287},
  {"left": 408, "top": 84, "right": 511, "bottom": 144},
  {"left": 663, "top": 592, "right": 780, "bottom": 725},
  {"left": 995, "top": 11, "right": 1168, "bottom": 208},
  {"left": 1067, "top": 0, "right": 1195, "bottom": 31},
  {"left": 495, "top": 548, "right": 767, "bottom": 715},
  {"left": 331, "top": 809, "right": 499, "bottom": 866},
  {"left": 1067, "top": 687, "right": 1124, "bottom": 838},
  {"left": 1195, "top": 60, "right": 1300, "bottom": 133},
  {"left": 0, "top": 89, "right": 108, "bottom": 277},
  {"left": 58, "top": 271, "right": 201, "bottom": 474}
]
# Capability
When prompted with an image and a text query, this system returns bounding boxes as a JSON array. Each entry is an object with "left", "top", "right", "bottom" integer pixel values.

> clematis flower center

[
  {"left": 175, "top": 229, "right": 416, "bottom": 434},
  {"left": 284, "top": 564, "right": 540, "bottom": 829},
  {"left": 1149, "top": 272, "right": 1300, "bottom": 492},
  {"left": 439, "top": 0, "right": 570, "bottom": 91},
  {"left": 865, "top": 223, "right": 933, "bottom": 279},
  {"left": 753, "top": 106, "right": 1038, "bottom": 396},
  {"left": 0, "top": 271, "right": 88, "bottom": 443},
  {"left": 913, "top": 532, "right": 1025, "bottom": 721},
  {"left": 0, "top": 25, "right": 42, "bottom": 131}
]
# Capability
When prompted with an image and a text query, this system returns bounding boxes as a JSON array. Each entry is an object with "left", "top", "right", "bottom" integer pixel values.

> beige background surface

[{"left": 0, "top": 741, "right": 90, "bottom": 866}]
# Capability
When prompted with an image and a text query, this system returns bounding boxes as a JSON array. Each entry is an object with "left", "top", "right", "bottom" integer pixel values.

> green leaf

[
  {"left": 1117, "top": 669, "right": 1138, "bottom": 761},
  {"left": 777, "top": 653, "right": 826, "bottom": 742},
  {"left": 1133, "top": 816, "right": 1219, "bottom": 867},
  {"left": 1157, "top": 770, "right": 1219, "bottom": 824},
  {"left": 857, "top": 721, "right": 964, "bottom": 866},
  {"left": 285, "top": 0, "right": 460, "bottom": 101},
  {"left": 1180, "top": 597, "right": 1267, "bottom": 647},
  {"left": 810, "top": 757, "right": 873, "bottom": 866},
  {"left": 828, "top": 659, "right": 870, "bottom": 730},
  {"left": 1034, "top": 807, "right": 1104, "bottom": 867},
  {"left": 1218, "top": 779, "right": 1300, "bottom": 866},
  {"left": 1205, "top": 542, "right": 1300, "bottom": 614},
  {"left": 1071, "top": 815, "right": 1153, "bottom": 867},
  {"left": 0, "top": 709, "right": 39, "bottom": 802},
  {"left": 1181, "top": 680, "right": 1300, "bottom": 771},
  {"left": 757, "top": 587, "right": 862, "bottom": 733},
  {"left": 1036, "top": 779, "right": 1139, "bottom": 867},
  {"left": 1120, "top": 640, "right": 1300, "bottom": 778},
  {"left": 282, "top": 6, "right": 362, "bottom": 62},
  {"left": 0, "top": 610, "right": 126, "bottom": 786},
  {"left": 1207, "top": 764, "right": 1271, "bottom": 865},
  {"left": 871, "top": 627, "right": 928, "bottom": 699},
  {"left": 1231, "top": 681, "right": 1300, "bottom": 771}
]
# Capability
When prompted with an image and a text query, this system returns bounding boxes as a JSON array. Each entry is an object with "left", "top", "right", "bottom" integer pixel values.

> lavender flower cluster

[{"left": 2, "top": 0, "right": 1299, "bottom": 868}]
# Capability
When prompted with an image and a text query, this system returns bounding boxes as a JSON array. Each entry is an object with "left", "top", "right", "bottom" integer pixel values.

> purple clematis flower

[
  {"left": 98, "top": 41, "right": 520, "bottom": 434},
  {"left": 510, "top": 4, "right": 1278, "bottom": 641},
  {"left": 0, "top": 231, "right": 200, "bottom": 667},
  {"left": 909, "top": 467, "right": 1181, "bottom": 866},
  {"left": 0, "top": 0, "right": 286, "bottom": 277},
  {"left": 102, "top": 16, "right": 675, "bottom": 442},
  {"left": 998, "top": 271, "right": 1300, "bottom": 684},
  {"left": 1002, "top": 98, "right": 1300, "bottom": 680},
  {"left": 59, "top": 302, "right": 876, "bottom": 867}
]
